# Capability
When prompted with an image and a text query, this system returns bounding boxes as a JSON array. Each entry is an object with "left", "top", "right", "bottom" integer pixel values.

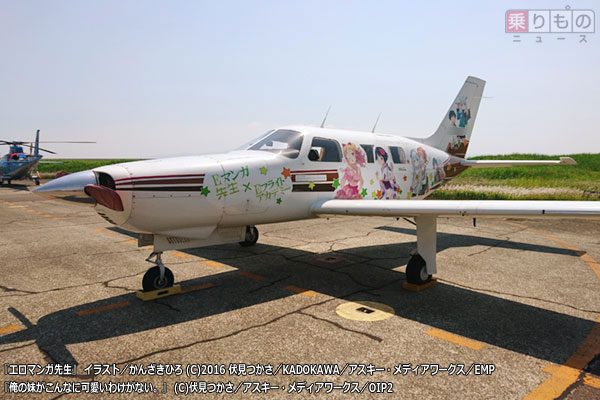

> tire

[
  {"left": 406, "top": 254, "right": 431, "bottom": 285},
  {"left": 239, "top": 226, "right": 259, "bottom": 247},
  {"left": 142, "top": 266, "right": 174, "bottom": 292}
]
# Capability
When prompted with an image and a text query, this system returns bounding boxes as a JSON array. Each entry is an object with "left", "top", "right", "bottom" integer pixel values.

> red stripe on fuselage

[{"left": 114, "top": 173, "right": 205, "bottom": 183}]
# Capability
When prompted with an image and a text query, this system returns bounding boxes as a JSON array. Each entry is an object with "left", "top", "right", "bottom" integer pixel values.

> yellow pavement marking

[
  {"left": 0, "top": 323, "right": 23, "bottom": 335},
  {"left": 76, "top": 301, "right": 131, "bottom": 316},
  {"left": 426, "top": 328, "right": 486, "bottom": 351},
  {"left": 238, "top": 271, "right": 267, "bottom": 281},
  {"left": 204, "top": 260, "right": 227, "bottom": 269},
  {"left": 182, "top": 283, "right": 216, "bottom": 293},
  {"left": 285, "top": 285, "right": 318, "bottom": 298},
  {"left": 524, "top": 230, "right": 600, "bottom": 399},
  {"left": 583, "top": 373, "right": 600, "bottom": 389}
]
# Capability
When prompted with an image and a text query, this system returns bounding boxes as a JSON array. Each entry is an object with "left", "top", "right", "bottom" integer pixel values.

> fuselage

[
  {"left": 84, "top": 126, "right": 464, "bottom": 238},
  {"left": 0, "top": 153, "right": 41, "bottom": 180}
]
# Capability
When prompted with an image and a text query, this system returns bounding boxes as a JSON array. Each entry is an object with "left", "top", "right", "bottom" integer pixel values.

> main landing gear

[
  {"left": 405, "top": 216, "right": 437, "bottom": 286},
  {"left": 142, "top": 252, "right": 174, "bottom": 292},
  {"left": 239, "top": 225, "right": 259, "bottom": 247}
]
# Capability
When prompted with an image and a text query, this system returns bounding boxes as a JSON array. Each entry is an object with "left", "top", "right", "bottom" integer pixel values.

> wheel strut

[{"left": 146, "top": 251, "right": 166, "bottom": 282}]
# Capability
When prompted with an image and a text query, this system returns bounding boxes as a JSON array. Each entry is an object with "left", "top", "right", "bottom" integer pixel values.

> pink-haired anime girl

[{"left": 335, "top": 143, "right": 366, "bottom": 199}]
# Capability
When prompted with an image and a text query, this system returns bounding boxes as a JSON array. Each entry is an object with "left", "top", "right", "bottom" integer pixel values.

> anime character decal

[
  {"left": 375, "top": 147, "right": 399, "bottom": 199},
  {"left": 335, "top": 143, "right": 366, "bottom": 199},
  {"left": 431, "top": 158, "right": 446, "bottom": 187},
  {"left": 449, "top": 96, "right": 471, "bottom": 128},
  {"left": 446, "top": 96, "right": 471, "bottom": 157},
  {"left": 409, "top": 147, "right": 429, "bottom": 197}
]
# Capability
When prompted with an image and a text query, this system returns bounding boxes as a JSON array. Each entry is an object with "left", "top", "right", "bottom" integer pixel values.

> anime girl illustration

[
  {"left": 409, "top": 146, "right": 429, "bottom": 196},
  {"left": 335, "top": 143, "right": 366, "bottom": 199},
  {"left": 375, "top": 147, "right": 398, "bottom": 199},
  {"left": 448, "top": 96, "right": 471, "bottom": 128},
  {"left": 431, "top": 158, "right": 446, "bottom": 186}
]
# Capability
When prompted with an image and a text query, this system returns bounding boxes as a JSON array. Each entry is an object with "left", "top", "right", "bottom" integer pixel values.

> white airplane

[{"left": 35, "top": 76, "right": 600, "bottom": 292}]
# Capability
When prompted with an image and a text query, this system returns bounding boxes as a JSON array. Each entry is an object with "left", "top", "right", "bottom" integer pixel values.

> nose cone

[{"left": 33, "top": 170, "right": 97, "bottom": 202}]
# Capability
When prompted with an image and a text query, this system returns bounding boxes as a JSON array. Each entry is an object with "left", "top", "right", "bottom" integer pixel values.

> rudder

[{"left": 422, "top": 76, "right": 485, "bottom": 158}]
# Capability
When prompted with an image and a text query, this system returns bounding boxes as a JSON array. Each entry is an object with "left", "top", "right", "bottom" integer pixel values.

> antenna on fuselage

[
  {"left": 371, "top": 112, "right": 382, "bottom": 133},
  {"left": 320, "top": 105, "right": 331, "bottom": 128}
]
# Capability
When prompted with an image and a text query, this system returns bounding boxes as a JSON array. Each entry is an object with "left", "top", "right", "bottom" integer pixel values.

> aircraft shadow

[
  {"left": 0, "top": 183, "right": 30, "bottom": 191},
  {"left": 0, "top": 226, "right": 594, "bottom": 371}
]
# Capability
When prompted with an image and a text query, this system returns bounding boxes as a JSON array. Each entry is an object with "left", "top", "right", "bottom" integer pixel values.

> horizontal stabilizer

[
  {"left": 460, "top": 157, "right": 577, "bottom": 168},
  {"left": 312, "top": 199, "right": 600, "bottom": 219}
]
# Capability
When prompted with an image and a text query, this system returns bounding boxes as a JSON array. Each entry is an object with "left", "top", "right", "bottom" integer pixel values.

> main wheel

[
  {"left": 239, "top": 226, "right": 259, "bottom": 247},
  {"left": 34, "top": 179, "right": 41, "bottom": 186},
  {"left": 406, "top": 254, "right": 432, "bottom": 285},
  {"left": 142, "top": 266, "right": 174, "bottom": 292}
]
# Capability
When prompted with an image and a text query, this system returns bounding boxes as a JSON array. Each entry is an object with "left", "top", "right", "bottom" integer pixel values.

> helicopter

[{"left": 0, "top": 130, "right": 94, "bottom": 186}]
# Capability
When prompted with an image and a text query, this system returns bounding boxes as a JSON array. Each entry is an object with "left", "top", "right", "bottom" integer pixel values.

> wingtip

[{"left": 559, "top": 157, "right": 577, "bottom": 165}]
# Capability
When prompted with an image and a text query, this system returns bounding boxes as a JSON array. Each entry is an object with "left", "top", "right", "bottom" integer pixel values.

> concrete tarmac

[{"left": 0, "top": 182, "right": 599, "bottom": 399}]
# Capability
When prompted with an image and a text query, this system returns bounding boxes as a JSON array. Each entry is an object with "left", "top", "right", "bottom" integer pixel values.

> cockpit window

[{"left": 247, "top": 129, "right": 303, "bottom": 159}]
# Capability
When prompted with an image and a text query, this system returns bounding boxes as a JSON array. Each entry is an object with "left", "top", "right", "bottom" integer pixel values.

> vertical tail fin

[
  {"left": 34, "top": 129, "right": 40, "bottom": 156},
  {"left": 422, "top": 76, "right": 485, "bottom": 158}
]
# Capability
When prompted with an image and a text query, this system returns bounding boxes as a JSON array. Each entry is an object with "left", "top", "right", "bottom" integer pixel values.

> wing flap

[{"left": 311, "top": 200, "right": 600, "bottom": 218}]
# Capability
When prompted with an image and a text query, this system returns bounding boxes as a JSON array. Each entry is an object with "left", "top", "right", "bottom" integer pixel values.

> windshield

[{"left": 246, "top": 129, "right": 303, "bottom": 159}]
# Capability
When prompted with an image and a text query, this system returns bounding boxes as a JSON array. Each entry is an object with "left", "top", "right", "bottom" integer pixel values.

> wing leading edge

[{"left": 311, "top": 200, "right": 600, "bottom": 218}]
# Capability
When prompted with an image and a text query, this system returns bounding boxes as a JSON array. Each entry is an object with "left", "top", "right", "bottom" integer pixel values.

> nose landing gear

[{"left": 142, "top": 252, "right": 174, "bottom": 292}]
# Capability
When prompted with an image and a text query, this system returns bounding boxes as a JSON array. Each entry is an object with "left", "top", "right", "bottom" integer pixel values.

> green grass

[{"left": 452, "top": 153, "right": 600, "bottom": 192}]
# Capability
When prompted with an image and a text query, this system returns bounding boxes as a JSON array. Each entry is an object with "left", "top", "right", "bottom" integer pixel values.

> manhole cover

[{"left": 335, "top": 301, "right": 395, "bottom": 322}]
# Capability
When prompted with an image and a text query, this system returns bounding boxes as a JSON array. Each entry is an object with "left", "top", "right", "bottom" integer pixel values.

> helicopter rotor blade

[
  {"left": 37, "top": 147, "right": 57, "bottom": 154},
  {"left": 37, "top": 141, "right": 96, "bottom": 143}
]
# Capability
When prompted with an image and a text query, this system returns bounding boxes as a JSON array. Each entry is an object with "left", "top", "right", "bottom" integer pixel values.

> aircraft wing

[
  {"left": 311, "top": 199, "right": 600, "bottom": 218},
  {"left": 460, "top": 157, "right": 576, "bottom": 168}
]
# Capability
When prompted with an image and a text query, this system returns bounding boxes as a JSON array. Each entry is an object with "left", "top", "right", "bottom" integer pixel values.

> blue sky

[{"left": 1, "top": 0, "right": 598, "bottom": 158}]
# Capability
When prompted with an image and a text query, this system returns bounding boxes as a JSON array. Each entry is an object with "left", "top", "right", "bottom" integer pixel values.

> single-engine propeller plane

[
  {"left": 1, "top": 130, "right": 94, "bottom": 185},
  {"left": 35, "top": 77, "right": 600, "bottom": 291}
]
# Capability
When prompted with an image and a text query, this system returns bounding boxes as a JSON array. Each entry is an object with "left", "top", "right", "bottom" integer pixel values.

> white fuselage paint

[{"left": 92, "top": 126, "right": 452, "bottom": 239}]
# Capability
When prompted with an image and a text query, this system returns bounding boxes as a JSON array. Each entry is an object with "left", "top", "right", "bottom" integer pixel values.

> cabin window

[
  {"left": 360, "top": 144, "right": 374, "bottom": 163},
  {"left": 389, "top": 146, "right": 407, "bottom": 164},
  {"left": 308, "top": 137, "right": 342, "bottom": 162},
  {"left": 247, "top": 129, "right": 303, "bottom": 159}
]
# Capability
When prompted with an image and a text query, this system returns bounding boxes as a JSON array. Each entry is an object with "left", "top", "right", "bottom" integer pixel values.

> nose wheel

[
  {"left": 143, "top": 252, "right": 174, "bottom": 292},
  {"left": 239, "top": 225, "right": 259, "bottom": 247}
]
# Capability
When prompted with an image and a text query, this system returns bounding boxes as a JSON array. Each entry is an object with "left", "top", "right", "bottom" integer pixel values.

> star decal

[
  {"left": 200, "top": 186, "right": 210, "bottom": 197},
  {"left": 370, "top": 179, "right": 375, "bottom": 185},
  {"left": 276, "top": 197, "right": 282, "bottom": 205},
  {"left": 360, "top": 188, "right": 368, "bottom": 198},
  {"left": 376, "top": 189, "right": 382, "bottom": 199},
  {"left": 403, "top": 175, "right": 407, "bottom": 182},
  {"left": 371, "top": 191, "right": 378, "bottom": 199},
  {"left": 260, "top": 166, "right": 268, "bottom": 175},
  {"left": 308, "top": 182, "right": 316, "bottom": 190},
  {"left": 331, "top": 178, "right": 340, "bottom": 189},
  {"left": 281, "top": 167, "right": 291, "bottom": 179}
]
